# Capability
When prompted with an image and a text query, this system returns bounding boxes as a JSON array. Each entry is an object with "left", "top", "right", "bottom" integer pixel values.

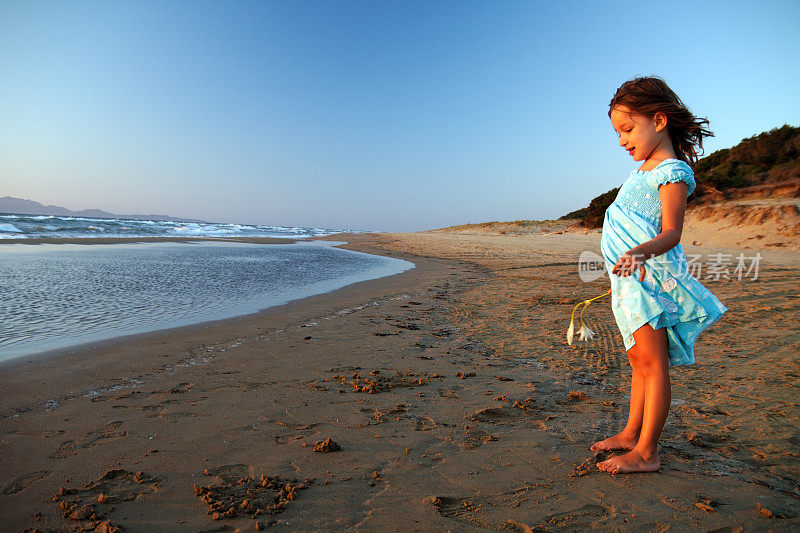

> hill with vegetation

[{"left": 563, "top": 124, "right": 800, "bottom": 228}]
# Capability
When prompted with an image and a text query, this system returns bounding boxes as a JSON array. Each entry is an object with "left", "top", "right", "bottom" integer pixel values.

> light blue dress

[{"left": 600, "top": 158, "right": 727, "bottom": 365}]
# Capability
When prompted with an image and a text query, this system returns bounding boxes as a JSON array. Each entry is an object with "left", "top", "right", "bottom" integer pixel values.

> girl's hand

[{"left": 612, "top": 251, "right": 646, "bottom": 281}]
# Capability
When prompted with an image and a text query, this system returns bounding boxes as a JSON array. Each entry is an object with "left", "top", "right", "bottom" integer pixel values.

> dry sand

[{"left": 0, "top": 229, "right": 798, "bottom": 532}]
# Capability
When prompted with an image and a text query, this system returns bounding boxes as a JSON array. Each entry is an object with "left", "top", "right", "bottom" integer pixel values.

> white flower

[
  {"left": 566, "top": 318, "right": 575, "bottom": 346},
  {"left": 566, "top": 290, "right": 610, "bottom": 346}
]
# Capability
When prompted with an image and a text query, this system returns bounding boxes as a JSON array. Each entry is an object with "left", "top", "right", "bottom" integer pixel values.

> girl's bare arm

[{"left": 631, "top": 181, "right": 688, "bottom": 258}]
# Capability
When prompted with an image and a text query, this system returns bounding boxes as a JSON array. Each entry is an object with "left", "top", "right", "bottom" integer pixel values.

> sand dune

[{"left": 682, "top": 199, "right": 800, "bottom": 253}]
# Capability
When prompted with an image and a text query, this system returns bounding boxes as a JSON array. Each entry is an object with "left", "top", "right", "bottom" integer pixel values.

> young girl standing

[{"left": 595, "top": 76, "right": 728, "bottom": 474}]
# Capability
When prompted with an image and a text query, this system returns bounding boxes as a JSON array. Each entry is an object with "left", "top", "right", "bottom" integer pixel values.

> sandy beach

[{"left": 1, "top": 229, "right": 798, "bottom": 531}]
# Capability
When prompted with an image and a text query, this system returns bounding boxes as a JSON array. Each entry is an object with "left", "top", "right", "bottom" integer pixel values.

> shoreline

[
  {"left": 1, "top": 231, "right": 798, "bottom": 531},
  {"left": 0, "top": 236, "right": 414, "bottom": 365},
  {"left": 0, "top": 233, "right": 441, "bottom": 376}
]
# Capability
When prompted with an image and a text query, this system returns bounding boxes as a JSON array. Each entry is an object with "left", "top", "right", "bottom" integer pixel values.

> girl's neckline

[{"left": 634, "top": 158, "right": 680, "bottom": 173}]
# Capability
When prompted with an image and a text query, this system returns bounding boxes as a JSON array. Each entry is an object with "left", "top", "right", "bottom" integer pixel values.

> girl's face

[{"left": 610, "top": 105, "right": 669, "bottom": 162}]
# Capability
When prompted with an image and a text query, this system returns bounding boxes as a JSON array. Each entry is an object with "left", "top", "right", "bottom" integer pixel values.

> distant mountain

[{"left": 0, "top": 197, "right": 207, "bottom": 223}]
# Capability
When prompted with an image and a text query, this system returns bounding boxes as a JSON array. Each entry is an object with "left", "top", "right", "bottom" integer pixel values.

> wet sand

[{"left": 1, "top": 231, "right": 798, "bottom": 531}]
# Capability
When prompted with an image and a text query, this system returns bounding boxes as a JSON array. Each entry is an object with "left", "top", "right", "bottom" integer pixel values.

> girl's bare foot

[
  {"left": 590, "top": 432, "right": 638, "bottom": 452},
  {"left": 596, "top": 449, "right": 660, "bottom": 474}
]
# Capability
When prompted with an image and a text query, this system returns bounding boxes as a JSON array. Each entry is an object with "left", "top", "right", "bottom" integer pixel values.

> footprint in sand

[
  {"left": 1, "top": 469, "right": 51, "bottom": 495},
  {"left": 468, "top": 406, "right": 519, "bottom": 425},
  {"left": 426, "top": 493, "right": 615, "bottom": 530},
  {"left": 539, "top": 503, "right": 616, "bottom": 528},
  {"left": 267, "top": 419, "right": 322, "bottom": 444},
  {"left": 50, "top": 421, "right": 128, "bottom": 459},
  {"left": 113, "top": 397, "right": 199, "bottom": 419},
  {"left": 202, "top": 464, "right": 250, "bottom": 483}
]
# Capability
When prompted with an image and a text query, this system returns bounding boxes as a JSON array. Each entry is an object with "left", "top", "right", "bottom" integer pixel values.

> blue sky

[{"left": 1, "top": 1, "right": 798, "bottom": 232}]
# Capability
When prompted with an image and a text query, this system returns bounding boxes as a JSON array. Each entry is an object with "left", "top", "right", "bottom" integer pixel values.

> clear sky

[{"left": 1, "top": 1, "right": 798, "bottom": 232}]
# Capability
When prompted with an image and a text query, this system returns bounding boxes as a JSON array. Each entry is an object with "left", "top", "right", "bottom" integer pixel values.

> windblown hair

[{"left": 609, "top": 76, "right": 714, "bottom": 166}]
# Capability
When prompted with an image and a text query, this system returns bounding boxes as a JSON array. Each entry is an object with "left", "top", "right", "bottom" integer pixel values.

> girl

[{"left": 594, "top": 76, "right": 728, "bottom": 474}]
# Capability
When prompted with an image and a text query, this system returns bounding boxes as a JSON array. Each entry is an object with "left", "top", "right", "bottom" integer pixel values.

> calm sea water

[{"left": 0, "top": 241, "right": 414, "bottom": 361}]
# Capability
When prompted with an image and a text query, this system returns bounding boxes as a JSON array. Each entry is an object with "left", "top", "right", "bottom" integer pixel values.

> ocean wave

[
  {"left": 0, "top": 212, "right": 351, "bottom": 239},
  {"left": 174, "top": 224, "right": 239, "bottom": 235}
]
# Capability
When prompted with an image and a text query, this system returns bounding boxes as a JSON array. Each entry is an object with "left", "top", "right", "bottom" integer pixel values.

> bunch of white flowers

[{"left": 566, "top": 289, "right": 611, "bottom": 346}]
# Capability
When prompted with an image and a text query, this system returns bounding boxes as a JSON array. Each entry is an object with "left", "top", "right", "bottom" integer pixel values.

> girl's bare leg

[
  {"left": 597, "top": 324, "right": 670, "bottom": 473},
  {"left": 590, "top": 345, "right": 644, "bottom": 451}
]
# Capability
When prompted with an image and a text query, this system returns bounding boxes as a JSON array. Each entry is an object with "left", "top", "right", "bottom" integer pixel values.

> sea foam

[{"left": 0, "top": 212, "right": 352, "bottom": 239}]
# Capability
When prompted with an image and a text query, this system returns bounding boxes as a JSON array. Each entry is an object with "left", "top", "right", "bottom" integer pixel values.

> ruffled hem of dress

[{"left": 622, "top": 304, "right": 727, "bottom": 366}]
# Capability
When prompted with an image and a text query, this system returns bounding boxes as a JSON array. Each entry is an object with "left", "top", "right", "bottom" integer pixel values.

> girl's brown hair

[{"left": 609, "top": 76, "right": 713, "bottom": 166}]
